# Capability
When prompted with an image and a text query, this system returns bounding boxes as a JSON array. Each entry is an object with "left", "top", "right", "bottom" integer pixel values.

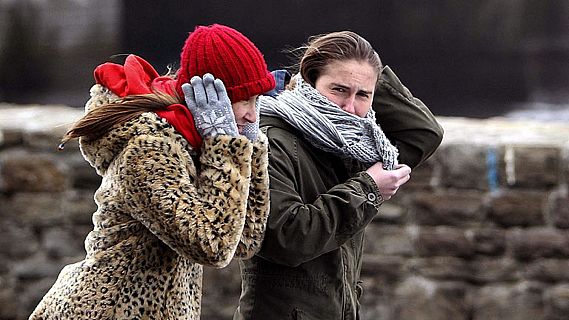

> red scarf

[{"left": 93, "top": 54, "right": 202, "bottom": 149}]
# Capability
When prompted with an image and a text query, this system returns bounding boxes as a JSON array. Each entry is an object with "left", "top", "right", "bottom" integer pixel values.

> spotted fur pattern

[
  {"left": 29, "top": 84, "right": 270, "bottom": 320},
  {"left": 234, "top": 133, "right": 270, "bottom": 259}
]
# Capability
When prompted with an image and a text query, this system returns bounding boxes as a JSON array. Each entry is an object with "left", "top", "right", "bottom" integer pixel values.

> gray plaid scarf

[{"left": 258, "top": 75, "right": 399, "bottom": 169}]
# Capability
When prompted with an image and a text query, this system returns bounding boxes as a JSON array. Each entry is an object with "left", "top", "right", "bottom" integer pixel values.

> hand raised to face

[{"left": 182, "top": 73, "right": 239, "bottom": 138}]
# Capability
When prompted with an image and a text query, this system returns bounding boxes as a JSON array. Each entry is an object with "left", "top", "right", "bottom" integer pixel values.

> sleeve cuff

[{"left": 359, "top": 172, "right": 385, "bottom": 210}]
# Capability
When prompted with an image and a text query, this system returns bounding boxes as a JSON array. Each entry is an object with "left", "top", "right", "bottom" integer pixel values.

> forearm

[
  {"left": 124, "top": 135, "right": 253, "bottom": 267},
  {"left": 234, "top": 132, "right": 270, "bottom": 259},
  {"left": 373, "top": 66, "right": 444, "bottom": 168}
]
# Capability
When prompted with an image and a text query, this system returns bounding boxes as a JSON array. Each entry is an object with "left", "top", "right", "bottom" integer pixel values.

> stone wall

[{"left": 0, "top": 104, "right": 568, "bottom": 320}]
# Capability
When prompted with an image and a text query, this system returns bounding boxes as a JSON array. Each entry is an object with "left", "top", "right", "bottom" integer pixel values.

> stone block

[
  {"left": 2, "top": 192, "right": 66, "bottom": 227},
  {"left": 488, "top": 190, "right": 546, "bottom": 227},
  {"left": 41, "top": 226, "right": 87, "bottom": 259},
  {"left": 360, "top": 270, "right": 398, "bottom": 319},
  {"left": 438, "top": 143, "right": 490, "bottom": 190},
  {"left": 544, "top": 284, "right": 569, "bottom": 320},
  {"left": 0, "top": 171, "right": 4, "bottom": 194},
  {"left": 509, "top": 227, "right": 569, "bottom": 260},
  {"left": 360, "top": 257, "right": 404, "bottom": 318},
  {"left": 0, "top": 284, "right": 18, "bottom": 320},
  {"left": 0, "top": 128, "right": 23, "bottom": 147},
  {"left": 469, "top": 228, "right": 507, "bottom": 255},
  {"left": 550, "top": 189, "right": 569, "bottom": 229},
  {"left": 412, "top": 190, "right": 486, "bottom": 227},
  {"left": 373, "top": 200, "right": 407, "bottom": 224},
  {"left": 2, "top": 191, "right": 94, "bottom": 228},
  {"left": 12, "top": 252, "right": 73, "bottom": 281},
  {"left": 0, "top": 258, "right": 8, "bottom": 275},
  {"left": 404, "top": 156, "right": 439, "bottom": 189},
  {"left": 470, "top": 257, "right": 518, "bottom": 283},
  {"left": 0, "top": 149, "right": 69, "bottom": 193},
  {"left": 0, "top": 221, "right": 39, "bottom": 260},
  {"left": 17, "top": 277, "right": 59, "bottom": 320},
  {"left": 360, "top": 298, "right": 395, "bottom": 320},
  {"left": 364, "top": 225, "right": 415, "bottom": 256},
  {"left": 472, "top": 282, "right": 545, "bottom": 320},
  {"left": 522, "top": 259, "right": 569, "bottom": 282},
  {"left": 415, "top": 226, "right": 474, "bottom": 258},
  {"left": 407, "top": 257, "right": 472, "bottom": 281},
  {"left": 394, "top": 277, "right": 470, "bottom": 320},
  {"left": 61, "top": 151, "right": 101, "bottom": 189},
  {"left": 500, "top": 145, "right": 561, "bottom": 189},
  {"left": 62, "top": 190, "right": 97, "bottom": 225},
  {"left": 565, "top": 150, "right": 569, "bottom": 186},
  {"left": 361, "top": 255, "right": 406, "bottom": 288},
  {"left": 22, "top": 129, "right": 64, "bottom": 151}
]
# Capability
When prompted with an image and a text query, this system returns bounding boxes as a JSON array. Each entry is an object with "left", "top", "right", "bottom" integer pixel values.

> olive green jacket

[{"left": 235, "top": 66, "right": 444, "bottom": 320}]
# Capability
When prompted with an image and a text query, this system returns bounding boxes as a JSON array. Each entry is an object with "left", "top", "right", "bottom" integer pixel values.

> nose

[
  {"left": 341, "top": 95, "right": 356, "bottom": 114},
  {"left": 244, "top": 103, "right": 257, "bottom": 123}
]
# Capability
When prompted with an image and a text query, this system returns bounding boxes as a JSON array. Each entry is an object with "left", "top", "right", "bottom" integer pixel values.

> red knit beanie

[{"left": 175, "top": 24, "right": 275, "bottom": 102}]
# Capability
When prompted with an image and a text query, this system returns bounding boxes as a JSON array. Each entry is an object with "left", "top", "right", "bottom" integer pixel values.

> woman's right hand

[
  {"left": 366, "top": 162, "right": 411, "bottom": 200},
  {"left": 182, "top": 73, "right": 239, "bottom": 138}
]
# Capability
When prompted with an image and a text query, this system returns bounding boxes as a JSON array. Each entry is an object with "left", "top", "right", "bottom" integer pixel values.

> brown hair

[
  {"left": 59, "top": 90, "right": 181, "bottom": 148},
  {"left": 295, "top": 31, "right": 382, "bottom": 87}
]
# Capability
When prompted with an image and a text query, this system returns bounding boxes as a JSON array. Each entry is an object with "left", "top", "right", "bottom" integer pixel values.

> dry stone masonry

[{"left": 1, "top": 104, "right": 568, "bottom": 320}]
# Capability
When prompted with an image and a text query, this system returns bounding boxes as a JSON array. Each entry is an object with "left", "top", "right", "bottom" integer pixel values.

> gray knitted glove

[
  {"left": 240, "top": 100, "right": 260, "bottom": 141},
  {"left": 182, "top": 73, "right": 238, "bottom": 138}
]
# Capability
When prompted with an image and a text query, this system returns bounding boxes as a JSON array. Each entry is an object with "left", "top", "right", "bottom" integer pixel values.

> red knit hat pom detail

[{"left": 175, "top": 24, "right": 275, "bottom": 102}]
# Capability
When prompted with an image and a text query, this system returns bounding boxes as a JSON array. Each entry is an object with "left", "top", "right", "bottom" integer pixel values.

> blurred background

[
  {"left": 1, "top": 1, "right": 569, "bottom": 320},
  {"left": 0, "top": 0, "right": 568, "bottom": 120}
]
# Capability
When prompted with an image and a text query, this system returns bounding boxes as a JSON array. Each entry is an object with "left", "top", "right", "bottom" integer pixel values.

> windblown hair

[
  {"left": 294, "top": 31, "right": 382, "bottom": 87},
  {"left": 60, "top": 90, "right": 181, "bottom": 147}
]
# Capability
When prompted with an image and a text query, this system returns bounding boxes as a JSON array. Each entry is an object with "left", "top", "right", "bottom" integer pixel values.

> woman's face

[
  {"left": 314, "top": 59, "right": 378, "bottom": 117},
  {"left": 232, "top": 95, "right": 258, "bottom": 134}
]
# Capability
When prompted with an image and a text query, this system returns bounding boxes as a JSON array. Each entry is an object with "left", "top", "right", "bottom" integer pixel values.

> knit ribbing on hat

[{"left": 176, "top": 24, "right": 275, "bottom": 102}]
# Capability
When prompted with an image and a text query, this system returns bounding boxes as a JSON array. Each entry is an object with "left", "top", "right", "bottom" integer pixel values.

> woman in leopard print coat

[{"left": 29, "top": 24, "right": 275, "bottom": 319}]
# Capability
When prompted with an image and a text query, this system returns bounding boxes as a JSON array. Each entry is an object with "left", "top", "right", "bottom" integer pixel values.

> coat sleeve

[
  {"left": 233, "top": 131, "right": 270, "bottom": 259},
  {"left": 120, "top": 134, "right": 253, "bottom": 268},
  {"left": 256, "top": 131, "right": 383, "bottom": 267},
  {"left": 373, "top": 66, "right": 444, "bottom": 168}
]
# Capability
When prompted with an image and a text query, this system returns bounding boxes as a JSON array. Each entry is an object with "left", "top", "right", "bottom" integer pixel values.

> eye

[
  {"left": 332, "top": 87, "right": 346, "bottom": 93},
  {"left": 356, "top": 89, "right": 373, "bottom": 98}
]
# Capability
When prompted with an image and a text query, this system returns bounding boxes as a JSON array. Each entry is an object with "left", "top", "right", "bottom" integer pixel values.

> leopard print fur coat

[{"left": 29, "top": 84, "right": 270, "bottom": 319}]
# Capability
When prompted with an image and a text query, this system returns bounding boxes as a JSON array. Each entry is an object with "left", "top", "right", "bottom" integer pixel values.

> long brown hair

[
  {"left": 60, "top": 90, "right": 181, "bottom": 148},
  {"left": 295, "top": 31, "right": 383, "bottom": 87}
]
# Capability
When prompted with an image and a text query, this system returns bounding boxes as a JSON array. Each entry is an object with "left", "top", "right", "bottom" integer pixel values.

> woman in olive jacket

[{"left": 235, "top": 31, "right": 444, "bottom": 320}]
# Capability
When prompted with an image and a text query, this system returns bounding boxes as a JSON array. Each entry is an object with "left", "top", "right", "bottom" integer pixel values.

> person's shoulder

[
  {"left": 259, "top": 115, "right": 299, "bottom": 141},
  {"left": 259, "top": 115, "right": 321, "bottom": 165}
]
